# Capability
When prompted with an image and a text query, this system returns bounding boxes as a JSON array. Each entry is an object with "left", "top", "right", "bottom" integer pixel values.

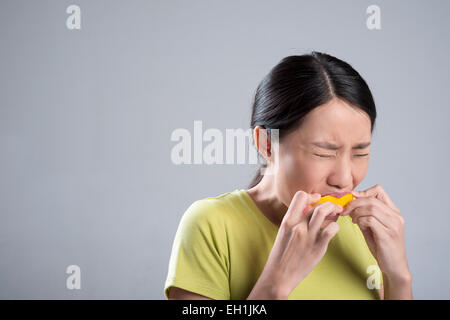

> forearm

[
  {"left": 383, "top": 272, "right": 413, "bottom": 300},
  {"left": 246, "top": 272, "right": 290, "bottom": 300}
]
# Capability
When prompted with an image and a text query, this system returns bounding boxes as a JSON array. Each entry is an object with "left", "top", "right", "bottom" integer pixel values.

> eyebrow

[{"left": 311, "top": 141, "right": 371, "bottom": 150}]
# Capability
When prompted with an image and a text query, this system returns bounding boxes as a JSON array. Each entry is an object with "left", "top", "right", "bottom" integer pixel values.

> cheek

[
  {"left": 275, "top": 152, "right": 324, "bottom": 205},
  {"left": 353, "top": 162, "right": 369, "bottom": 182},
  {"left": 277, "top": 151, "right": 305, "bottom": 180},
  {"left": 274, "top": 153, "right": 304, "bottom": 205}
]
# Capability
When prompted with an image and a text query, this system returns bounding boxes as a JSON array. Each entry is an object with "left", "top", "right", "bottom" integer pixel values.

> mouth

[
  {"left": 322, "top": 192, "right": 352, "bottom": 198},
  {"left": 315, "top": 192, "right": 355, "bottom": 212}
]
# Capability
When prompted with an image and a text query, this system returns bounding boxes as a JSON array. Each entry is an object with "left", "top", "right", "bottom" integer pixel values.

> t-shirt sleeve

[{"left": 164, "top": 199, "right": 230, "bottom": 300}]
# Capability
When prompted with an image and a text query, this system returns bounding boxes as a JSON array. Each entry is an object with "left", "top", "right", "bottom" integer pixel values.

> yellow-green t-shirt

[{"left": 164, "top": 189, "right": 383, "bottom": 300}]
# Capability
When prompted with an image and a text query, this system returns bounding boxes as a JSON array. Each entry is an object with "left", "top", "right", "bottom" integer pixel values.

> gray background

[{"left": 0, "top": 0, "right": 449, "bottom": 299}]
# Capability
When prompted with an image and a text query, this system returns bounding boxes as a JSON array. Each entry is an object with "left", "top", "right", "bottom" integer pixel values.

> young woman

[{"left": 164, "top": 52, "right": 413, "bottom": 300}]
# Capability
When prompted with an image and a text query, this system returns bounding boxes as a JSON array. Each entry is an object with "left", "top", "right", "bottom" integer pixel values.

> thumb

[{"left": 318, "top": 221, "right": 340, "bottom": 245}]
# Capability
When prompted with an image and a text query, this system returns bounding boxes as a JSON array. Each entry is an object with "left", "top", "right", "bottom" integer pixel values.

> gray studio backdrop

[{"left": 1, "top": 0, "right": 449, "bottom": 299}]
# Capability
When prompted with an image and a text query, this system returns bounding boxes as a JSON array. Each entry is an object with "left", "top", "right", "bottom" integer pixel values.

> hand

[
  {"left": 258, "top": 191, "right": 344, "bottom": 298},
  {"left": 341, "top": 184, "right": 411, "bottom": 281}
]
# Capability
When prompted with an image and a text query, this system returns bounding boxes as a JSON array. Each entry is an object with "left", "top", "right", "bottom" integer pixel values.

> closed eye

[
  {"left": 314, "top": 154, "right": 369, "bottom": 158},
  {"left": 314, "top": 154, "right": 334, "bottom": 158}
]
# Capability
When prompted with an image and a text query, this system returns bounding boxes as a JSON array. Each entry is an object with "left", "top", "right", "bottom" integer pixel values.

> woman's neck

[{"left": 246, "top": 175, "right": 288, "bottom": 228}]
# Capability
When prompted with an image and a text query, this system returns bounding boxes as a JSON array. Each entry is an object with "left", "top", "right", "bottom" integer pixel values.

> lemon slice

[{"left": 312, "top": 193, "right": 354, "bottom": 207}]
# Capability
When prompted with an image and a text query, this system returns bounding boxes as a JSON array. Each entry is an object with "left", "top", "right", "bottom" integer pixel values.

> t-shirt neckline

[{"left": 238, "top": 189, "right": 280, "bottom": 232}]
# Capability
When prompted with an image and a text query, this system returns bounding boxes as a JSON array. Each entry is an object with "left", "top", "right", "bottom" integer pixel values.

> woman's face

[{"left": 273, "top": 98, "right": 372, "bottom": 207}]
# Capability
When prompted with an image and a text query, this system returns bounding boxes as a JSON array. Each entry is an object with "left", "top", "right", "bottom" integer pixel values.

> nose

[{"left": 327, "top": 157, "right": 353, "bottom": 191}]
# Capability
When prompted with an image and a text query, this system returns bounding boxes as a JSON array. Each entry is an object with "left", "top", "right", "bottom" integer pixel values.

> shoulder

[
  {"left": 182, "top": 190, "right": 239, "bottom": 224},
  {"left": 178, "top": 190, "right": 240, "bottom": 235},
  {"left": 173, "top": 192, "right": 238, "bottom": 257}
]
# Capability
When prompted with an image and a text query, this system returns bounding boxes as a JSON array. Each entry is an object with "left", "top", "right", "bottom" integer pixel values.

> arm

[
  {"left": 382, "top": 273, "right": 413, "bottom": 300},
  {"left": 164, "top": 200, "right": 231, "bottom": 300},
  {"left": 379, "top": 284, "right": 384, "bottom": 300},
  {"left": 169, "top": 278, "right": 287, "bottom": 300},
  {"left": 168, "top": 286, "right": 213, "bottom": 300}
]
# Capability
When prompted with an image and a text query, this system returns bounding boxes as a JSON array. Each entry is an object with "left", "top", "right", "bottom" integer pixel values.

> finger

[
  {"left": 339, "top": 197, "right": 365, "bottom": 216},
  {"left": 356, "top": 215, "right": 389, "bottom": 242},
  {"left": 343, "top": 198, "right": 396, "bottom": 230},
  {"left": 284, "top": 191, "right": 321, "bottom": 226},
  {"left": 318, "top": 221, "right": 340, "bottom": 246},
  {"left": 320, "top": 219, "right": 333, "bottom": 231},
  {"left": 352, "top": 184, "right": 400, "bottom": 214},
  {"left": 351, "top": 206, "right": 395, "bottom": 230},
  {"left": 309, "top": 202, "right": 343, "bottom": 235},
  {"left": 319, "top": 216, "right": 339, "bottom": 232}
]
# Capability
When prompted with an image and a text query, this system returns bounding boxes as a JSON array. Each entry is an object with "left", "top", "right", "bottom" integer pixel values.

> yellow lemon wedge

[{"left": 312, "top": 193, "right": 354, "bottom": 207}]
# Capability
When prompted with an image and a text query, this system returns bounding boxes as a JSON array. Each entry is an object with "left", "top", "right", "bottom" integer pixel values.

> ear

[{"left": 253, "top": 126, "right": 272, "bottom": 159}]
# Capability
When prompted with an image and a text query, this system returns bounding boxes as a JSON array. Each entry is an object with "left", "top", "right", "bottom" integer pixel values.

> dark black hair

[{"left": 248, "top": 51, "right": 377, "bottom": 188}]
